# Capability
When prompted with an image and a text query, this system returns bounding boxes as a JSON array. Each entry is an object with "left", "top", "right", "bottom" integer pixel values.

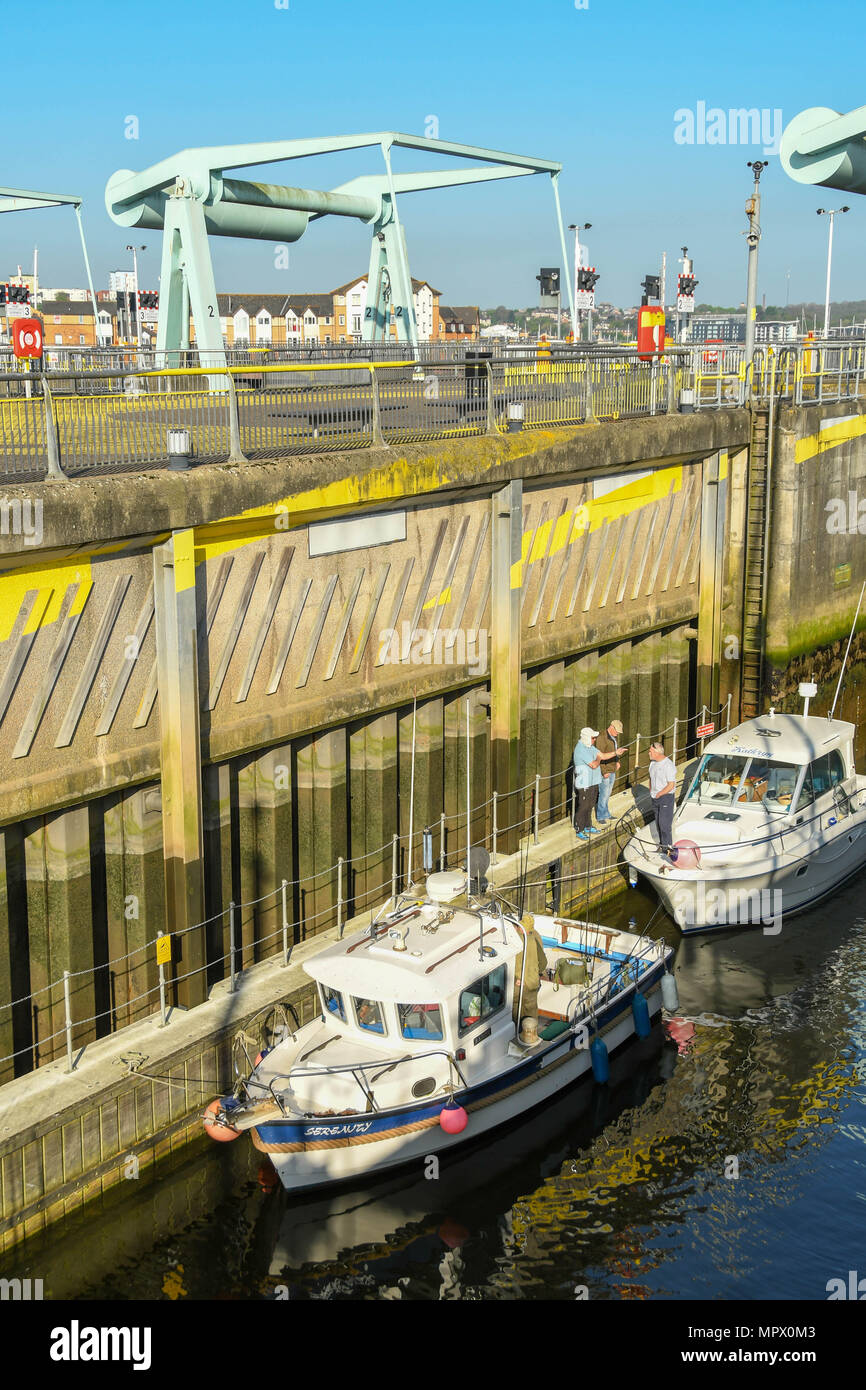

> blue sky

[{"left": 2, "top": 0, "right": 864, "bottom": 311}]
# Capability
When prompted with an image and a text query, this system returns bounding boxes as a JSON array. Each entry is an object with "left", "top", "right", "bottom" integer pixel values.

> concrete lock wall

[
  {"left": 23, "top": 393, "right": 866, "bottom": 1243},
  {"left": 763, "top": 401, "right": 866, "bottom": 695},
  {"left": 0, "top": 428, "right": 733, "bottom": 1086}
]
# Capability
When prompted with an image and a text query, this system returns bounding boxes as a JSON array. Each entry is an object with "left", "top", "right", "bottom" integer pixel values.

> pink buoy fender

[
  {"left": 670, "top": 839, "right": 702, "bottom": 869},
  {"left": 439, "top": 1101, "right": 468, "bottom": 1134},
  {"left": 204, "top": 1098, "right": 242, "bottom": 1142}
]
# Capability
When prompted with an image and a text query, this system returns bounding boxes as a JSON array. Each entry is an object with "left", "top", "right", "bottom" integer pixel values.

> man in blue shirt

[{"left": 573, "top": 727, "right": 603, "bottom": 840}]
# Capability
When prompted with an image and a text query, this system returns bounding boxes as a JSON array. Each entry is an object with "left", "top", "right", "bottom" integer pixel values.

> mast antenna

[{"left": 829, "top": 580, "right": 866, "bottom": 721}]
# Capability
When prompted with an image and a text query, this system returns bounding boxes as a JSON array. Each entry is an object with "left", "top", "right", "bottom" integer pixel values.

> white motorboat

[
  {"left": 202, "top": 862, "right": 674, "bottom": 1194},
  {"left": 622, "top": 693, "right": 866, "bottom": 933}
]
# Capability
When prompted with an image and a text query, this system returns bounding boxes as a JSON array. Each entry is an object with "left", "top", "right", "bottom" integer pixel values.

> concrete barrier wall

[{"left": 0, "top": 417, "right": 751, "bottom": 1083}]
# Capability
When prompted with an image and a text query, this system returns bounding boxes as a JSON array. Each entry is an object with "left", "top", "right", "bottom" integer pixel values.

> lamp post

[
  {"left": 125, "top": 243, "right": 146, "bottom": 346},
  {"left": 744, "top": 161, "right": 767, "bottom": 366},
  {"left": 816, "top": 206, "right": 849, "bottom": 338},
  {"left": 568, "top": 222, "right": 591, "bottom": 341}
]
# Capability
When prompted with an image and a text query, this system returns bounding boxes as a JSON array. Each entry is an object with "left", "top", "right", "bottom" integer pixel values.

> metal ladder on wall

[{"left": 740, "top": 406, "right": 770, "bottom": 718}]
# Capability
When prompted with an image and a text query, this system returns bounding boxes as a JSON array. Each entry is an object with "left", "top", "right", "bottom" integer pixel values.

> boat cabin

[
  {"left": 304, "top": 899, "right": 523, "bottom": 1062},
  {"left": 681, "top": 712, "right": 857, "bottom": 832}
]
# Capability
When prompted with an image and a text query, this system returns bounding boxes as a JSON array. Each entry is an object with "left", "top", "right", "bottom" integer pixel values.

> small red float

[
  {"left": 203, "top": 1098, "right": 242, "bottom": 1142},
  {"left": 438, "top": 1217, "right": 471, "bottom": 1249},
  {"left": 664, "top": 1017, "right": 696, "bottom": 1054},
  {"left": 257, "top": 1159, "right": 279, "bottom": 1193},
  {"left": 670, "top": 839, "right": 701, "bottom": 869},
  {"left": 439, "top": 1102, "right": 468, "bottom": 1134}
]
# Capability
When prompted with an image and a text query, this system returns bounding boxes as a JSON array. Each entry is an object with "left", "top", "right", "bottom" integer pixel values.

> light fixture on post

[
  {"left": 125, "top": 243, "right": 146, "bottom": 347},
  {"left": 816, "top": 205, "right": 850, "bottom": 338}
]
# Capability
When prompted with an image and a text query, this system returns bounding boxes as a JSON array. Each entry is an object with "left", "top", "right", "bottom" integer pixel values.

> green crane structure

[
  {"left": 0, "top": 187, "right": 101, "bottom": 329},
  {"left": 781, "top": 104, "right": 866, "bottom": 195},
  {"left": 105, "top": 133, "right": 573, "bottom": 364}
]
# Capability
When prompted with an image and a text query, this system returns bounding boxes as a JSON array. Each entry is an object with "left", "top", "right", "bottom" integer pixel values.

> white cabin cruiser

[
  {"left": 623, "top": 701, "right": 866, "bottom": 933},
  {"left": 203, "top": 864, "right": 674, "bottom": 1194}
]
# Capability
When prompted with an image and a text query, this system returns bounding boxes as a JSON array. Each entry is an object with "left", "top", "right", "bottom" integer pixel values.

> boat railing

[
  {"left": 621, "top": 786, "right": 863, "bottom": 866},
  {"left": 241, "top": 1046, "right": 469, "bottom": 1116},
  {"left": 564, "top": 939, "right": 668, "bottom": 1030}
]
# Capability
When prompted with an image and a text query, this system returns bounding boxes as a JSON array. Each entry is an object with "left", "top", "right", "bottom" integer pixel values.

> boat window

[
  {"left": 459, "top": 965, "right": 507, "bottom": 1036},
  {"left": 794, "top": 766, "right": 814, "bottom": 812},
  {"left": 810, "top": 751, "right": 846, "bottom": 797},
  {"left": 398, "top": 1003, "right": 444, "bottom": 1041},
  {"left": 754, "top": 760, "right": 805, "bottom": 812},
  {"left": 321, "top": 984, "right": 346, "bottom": 1022},
  {"left": 687, "top": 753, "right": 751, "bottom": 804},
  {"left": 353, "top": 997, "right": 387, "bottom": 1035}
]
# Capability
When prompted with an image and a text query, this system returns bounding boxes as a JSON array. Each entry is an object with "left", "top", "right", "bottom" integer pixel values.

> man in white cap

[
  {"left": 595, "top": 718, "right": 624, "bottom": 824},
  {"left": 572, "top": 727, "right": 602, "bottom": 840}
]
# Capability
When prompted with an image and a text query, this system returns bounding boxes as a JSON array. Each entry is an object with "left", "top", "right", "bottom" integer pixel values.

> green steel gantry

[
  {"left": 105, "top": 133, "right": 574, "bottom": 362},
  {"left": 0, "top": 187, "right": 101, "bottom": 327},
  {"left": 781, "top": 104, "right": 866, "bottom": 195}
]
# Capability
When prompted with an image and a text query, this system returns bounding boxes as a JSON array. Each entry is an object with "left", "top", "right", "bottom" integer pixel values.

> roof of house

[
  {"left": 440, "top": 305, "right": 480, "bottom": 324},
  {"left": 217, "top": 292, "right": 335, "bottom": 318},
  {"left": 333, "top": 276, "right": 441, "bottom": 297},
  {"left": 38, "top": 299, "right": 101, "bottom": 317}
]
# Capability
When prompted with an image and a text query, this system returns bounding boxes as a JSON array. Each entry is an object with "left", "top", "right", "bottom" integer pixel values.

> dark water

[{"left": 4, "top": 674, "right": 866, "bottom": 1301}]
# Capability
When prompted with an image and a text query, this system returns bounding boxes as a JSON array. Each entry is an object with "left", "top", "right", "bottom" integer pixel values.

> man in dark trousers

[
  {"left": 649, "top": 740, "right": 677, "bottom": 854},
  {"left": 595, "top": 718, "right": 623, "bottom": 823}
]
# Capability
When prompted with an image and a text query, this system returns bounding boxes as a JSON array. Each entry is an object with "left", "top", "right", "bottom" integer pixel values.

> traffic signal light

[
  {"left": 537, "top": 267, "right": 560, "bottom": 296},
  {"left": 678, "top": 274, "right": 698, "bottom": 297},
  {"left": 0, "top": 284, "right": 6, "bottom": 307},
  {"left": 577, "top": 267, "right": 600, "bottom": 292},
  {"left": 138, "top": 290, "right": 159, "bottom": 310},
  {"left": 641, "top": 274, "right": 660, "bottom": 302}
]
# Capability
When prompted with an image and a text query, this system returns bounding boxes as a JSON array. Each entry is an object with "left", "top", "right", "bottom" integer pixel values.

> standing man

[
  {"left": 596, "top": 719, "right": 624, "bottom": 824},
  {"left": 649, "top": 740, "right": 677, "bottom": 855},
  {"left": 573, "top": 727, "right": 602, "bottom": 840}
]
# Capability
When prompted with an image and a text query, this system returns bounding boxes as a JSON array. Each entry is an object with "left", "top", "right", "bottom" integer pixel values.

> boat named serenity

[
  {"left": 622, "top": 690, "right": 866, "bottom": 933},
  {"left": 203, "top": 859, "right": 674, "bottom": 1194}
]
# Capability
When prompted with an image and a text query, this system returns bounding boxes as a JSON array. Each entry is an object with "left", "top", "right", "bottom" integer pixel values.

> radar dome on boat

[{"left": 426, "top": 871, "right": 466, "bottom": 903}]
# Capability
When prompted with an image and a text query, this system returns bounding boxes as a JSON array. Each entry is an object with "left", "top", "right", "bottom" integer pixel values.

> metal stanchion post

[
  {"left": 156, "top": 933, "right": 168, "bottom": 1027},
  {"left": 439, "top": 812, "right": 446, "bottom": 871},
  {"left": 228, "top": 901, "right": 237, "bottom": 994},
  {"left": 491, "top": 790, "right": 498, "bottom": 864},
  {"left": 63, "top": 971, "right": 74, "bottom": 1071},
  {"left": 391, "top": 834, "right": 398, "bottom": 902},
  {"left": 533, "top": 774, "right": 540, "bottom": 845},
  {"left": 281, "top": 879, "right": 289, "bottom": 966},
  {"left": 337, "top": 857, "right": 344, "bottom": 937}
]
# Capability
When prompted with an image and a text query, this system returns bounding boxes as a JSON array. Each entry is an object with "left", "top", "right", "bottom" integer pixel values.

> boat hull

[
  {"left": 253, "top": 967, "right": 666, "bottom": 1193},
  {"left": 625, "top": 818, "right": 866, "bottom": 933}
]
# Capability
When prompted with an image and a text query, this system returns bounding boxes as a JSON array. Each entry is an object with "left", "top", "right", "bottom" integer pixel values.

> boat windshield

[{"left": 687, "top": 754, "right": 806, "bottom": 814}]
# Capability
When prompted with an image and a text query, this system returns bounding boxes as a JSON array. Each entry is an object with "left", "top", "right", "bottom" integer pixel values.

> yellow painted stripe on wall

[
  {"left": 0, "top": 559, "right": 93, "bottom": 643},
  {"left": 795, "top": 414, "right": 866, "bottom": 464}
]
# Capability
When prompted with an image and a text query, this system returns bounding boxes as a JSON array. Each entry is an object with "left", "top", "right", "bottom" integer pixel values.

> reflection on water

[{"left": 4, "top": 668, "right": 866, "bottom": 1300}]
